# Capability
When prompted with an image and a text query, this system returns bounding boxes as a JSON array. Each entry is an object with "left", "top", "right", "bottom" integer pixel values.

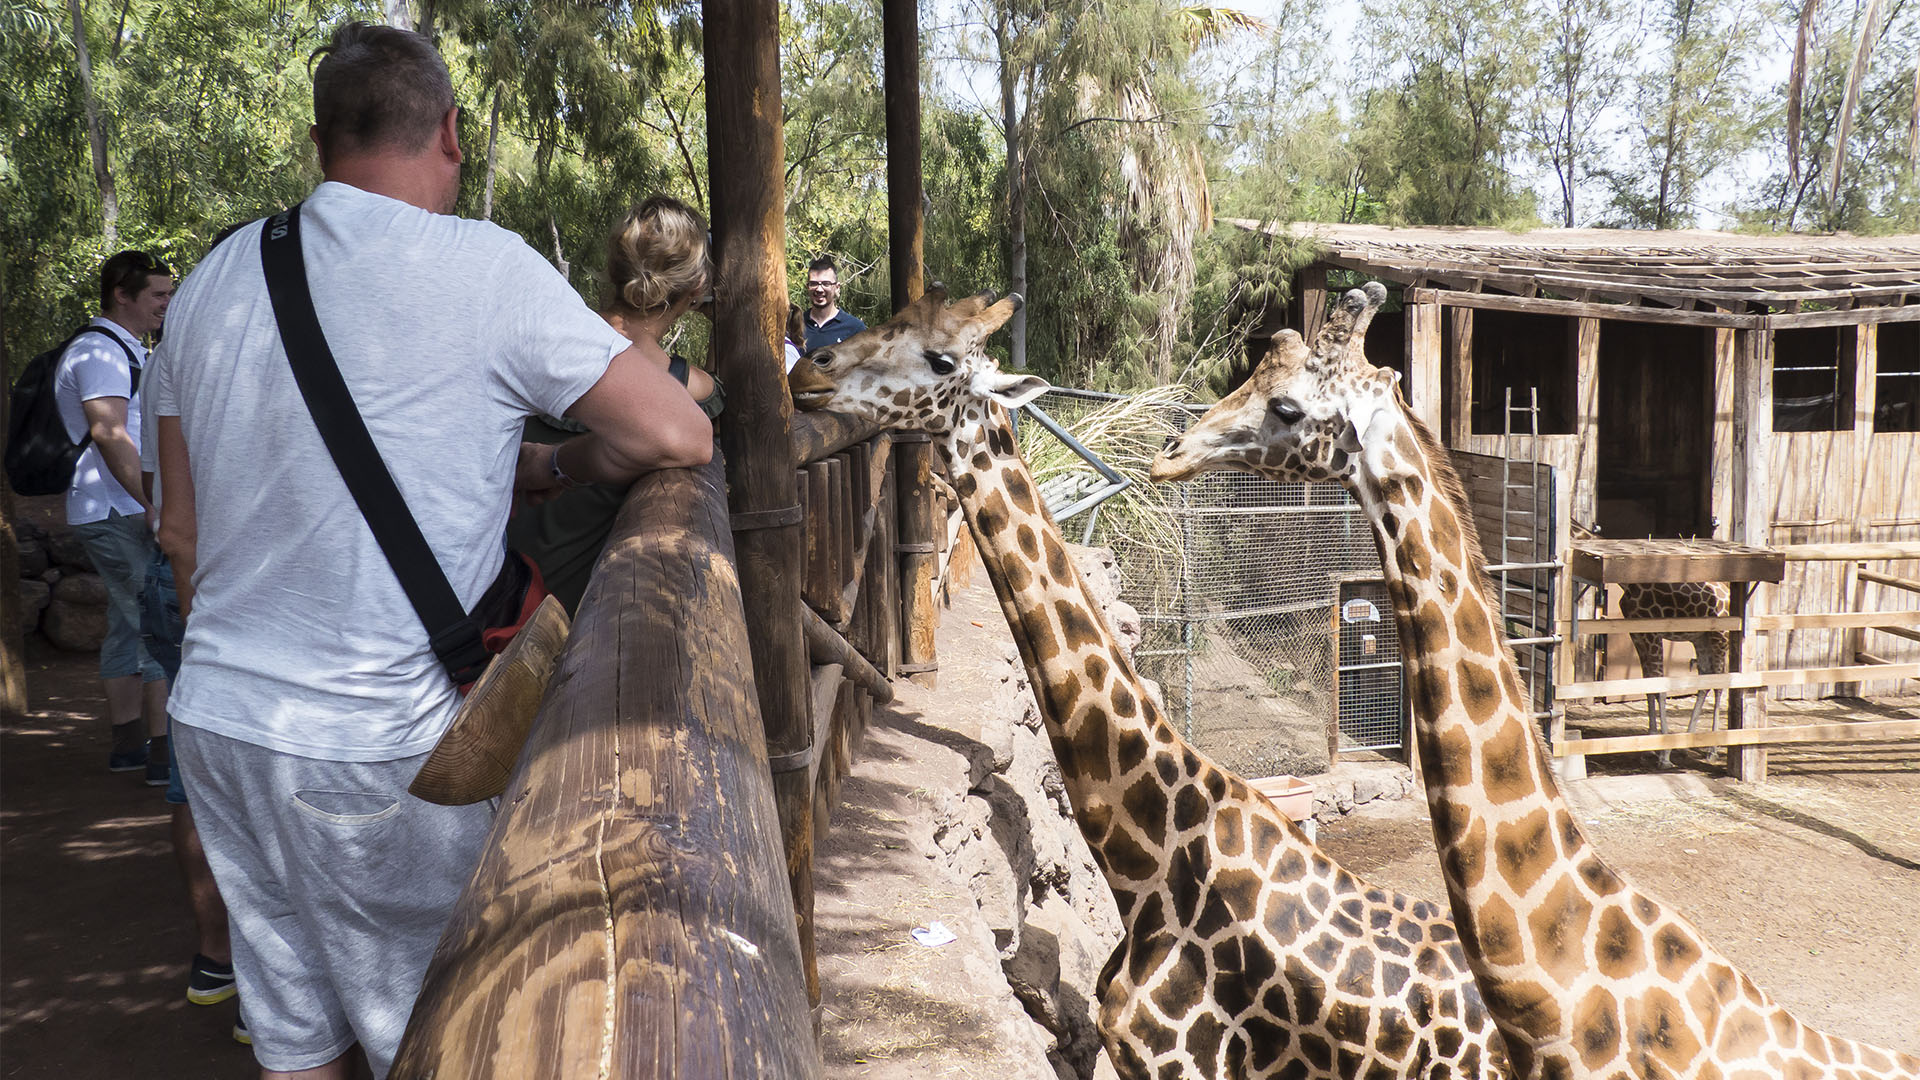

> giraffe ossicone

[
  {"left": 800, "top": 285, "right": 1512, "bottom": 1079},
  {"left": 1152, "top": 284, "right": 1920, "bottom": 1080}
]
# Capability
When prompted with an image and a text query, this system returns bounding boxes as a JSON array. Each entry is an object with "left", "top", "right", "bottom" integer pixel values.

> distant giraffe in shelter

[
  {"left": 1573, "top": 525, "right": 1730, "bottom": 767},
  {"left": 1151, "top": 282, "right": 1920, "bottom": 1080},
  {"left": 795, "top": 285, "right": 1511, "bottom": 1079}
]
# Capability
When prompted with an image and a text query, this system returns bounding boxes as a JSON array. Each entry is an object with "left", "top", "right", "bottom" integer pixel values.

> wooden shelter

[{"left": 1244, "top": 222, "right": 1920, "bottom": 705}]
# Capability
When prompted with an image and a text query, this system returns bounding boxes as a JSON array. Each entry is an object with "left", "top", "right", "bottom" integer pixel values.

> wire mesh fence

[{"left": 1019, "top": 387, "right": 1401, "bottom": 777}]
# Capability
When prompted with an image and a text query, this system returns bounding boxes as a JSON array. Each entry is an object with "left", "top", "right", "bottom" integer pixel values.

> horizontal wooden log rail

[
  {"left": 1774, "top": 541, "right": 1920, "bottom": 562},
  {"left": 1557, "top": 661, "right": 1920, "bottom": 700},
  {"left": 391, "top": 456, "right": 821, "bottom": 1080},
  {"left": 1555, "top": 719, "right": 1920, "bottom": 757},
  {"left": 1573, "top": 610, "right": 1920, "bottom": 635},
  {"left": 803, "top": 605, "right": 892, "bottom": 704},
  {"left": 792, "top": 409, "right": 886, "bottom": 465},
  {"left": 1858, "top": 568, "right": 1920, "bottom": 594}
]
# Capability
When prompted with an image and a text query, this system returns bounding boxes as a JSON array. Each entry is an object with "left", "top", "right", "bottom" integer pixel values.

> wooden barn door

[{"left": 1597, "top": 322, "right": 1715, "bottom": 539}]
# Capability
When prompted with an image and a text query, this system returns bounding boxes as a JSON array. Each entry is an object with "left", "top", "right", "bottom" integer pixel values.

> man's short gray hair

[{"left": 309, "top": 22, "right": 454, "bottom": 161}]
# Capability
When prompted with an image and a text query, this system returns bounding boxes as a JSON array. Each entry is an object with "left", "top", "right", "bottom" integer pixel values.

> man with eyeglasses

[
  {"left": 53, "top": 249, "right": 174, "bottom": 782},
  {"left": 801, "top": 255, "right": 866, "bottom": 352}
]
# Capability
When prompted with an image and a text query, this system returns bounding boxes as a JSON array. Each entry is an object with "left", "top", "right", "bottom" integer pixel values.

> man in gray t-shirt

[{"left": 152, "top": 23, "right": 711, "bottom": 1079}]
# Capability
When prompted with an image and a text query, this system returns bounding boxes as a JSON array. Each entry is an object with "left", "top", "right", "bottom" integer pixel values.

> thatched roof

[{"left": 1229, "top": 220, "right": 1920, "bottom": 310}]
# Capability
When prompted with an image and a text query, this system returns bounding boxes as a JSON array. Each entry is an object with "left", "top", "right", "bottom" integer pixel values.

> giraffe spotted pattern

[
  {"left": 795, "top": 285, "right": 1511, "bottom": 1079},
  {"left": 1152, "top": 283, "right": 1920, "bottom": 1080}
]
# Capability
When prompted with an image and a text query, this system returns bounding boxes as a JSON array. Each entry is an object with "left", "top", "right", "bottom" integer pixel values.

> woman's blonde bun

[{"left": 606, "top": 195, "right": 710, "bottom": 314}]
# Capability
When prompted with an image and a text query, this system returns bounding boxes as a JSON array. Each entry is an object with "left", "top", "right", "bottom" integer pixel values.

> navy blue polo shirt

[{"left": 804, "top": 308, "right": 867, "bottom": 351}]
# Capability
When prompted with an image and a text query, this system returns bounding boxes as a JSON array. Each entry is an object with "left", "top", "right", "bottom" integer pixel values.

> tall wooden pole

[
  {"left": 883, "top": 0, "right": 924, "bottom": 313},
  {"left": 703, "top": 0, "right": 818, "bottom": 1003}
]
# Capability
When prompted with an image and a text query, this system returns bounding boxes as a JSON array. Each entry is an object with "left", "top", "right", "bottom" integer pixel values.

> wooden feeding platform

[
  {"left": 1569, "top": 538, "right": 1785, "bottom": 587},
  {"left": 1554, "top": 538, "right": 1920, "bottom": 782}
]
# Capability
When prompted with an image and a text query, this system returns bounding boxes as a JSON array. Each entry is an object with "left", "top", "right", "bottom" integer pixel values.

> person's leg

[
  {"left": 173, "top": 802, "right": 233, "bottom": 975},
  {"left": 173, "top": 724, "right": 358, "bottom": 1075},
  {"left": 104, "top": 674, "right": 144, "bottom": 748},
  {"left": 143, "top": 677, "right": 170, "bottom": 738},
  {"left": 75, "top": 514, "right": 155, "bottom": 767}
]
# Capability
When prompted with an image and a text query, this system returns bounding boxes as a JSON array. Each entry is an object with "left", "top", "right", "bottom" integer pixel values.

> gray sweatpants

[{"left": 173, "top": 722, "right": 494, "bottom": 1077}]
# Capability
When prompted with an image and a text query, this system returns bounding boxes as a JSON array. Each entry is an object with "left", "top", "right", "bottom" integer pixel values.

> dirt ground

[
  {"left": 4, "top": 578, "right": 1917, "bottom": 1076},
  {"left": 2, "top": 639, "right": 254, "bottom": 1079},
  {"left": 1319, "top": 698, "right": 1920, "bottom": 1056}
]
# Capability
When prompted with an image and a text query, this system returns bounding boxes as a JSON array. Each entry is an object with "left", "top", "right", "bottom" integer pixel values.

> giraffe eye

[
  {"left": 924, "top": 349, "right": 955, "bottom": 376},
  {"left": 811, "top": 351, "right": 833, "bottom": 368},
  {"left": 1271, "top": 398, "right": 1306, "bottom": 425}
]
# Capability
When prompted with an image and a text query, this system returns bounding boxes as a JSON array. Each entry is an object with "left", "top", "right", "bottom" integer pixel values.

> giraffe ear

[{"left": 975, "top": 369, "right": 1050, "bottom": 408}]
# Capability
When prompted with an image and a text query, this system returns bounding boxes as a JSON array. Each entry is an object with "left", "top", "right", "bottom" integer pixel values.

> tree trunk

[
  {"left": 548, "top": 217, "right": 569, "bottom": 279},
  {"left": 66, "top": 0, "right": 118, "bottom": 247},
  {"left": 383, "top": 0, "right": 413, "bottom": 31},
  {"left": 482, "top": 84, "right": 502, "bottom": 221},
  {"left": 1, "top": 279, "right": 24, "bottom": 719},
  {"left": 996, "top": 13, "right": 1027, "bottom": 371}
]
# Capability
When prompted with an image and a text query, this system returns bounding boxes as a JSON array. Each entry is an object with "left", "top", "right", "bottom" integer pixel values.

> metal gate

[{"left": 1334, "top": 577, "right": 1407, "bottom": 752}]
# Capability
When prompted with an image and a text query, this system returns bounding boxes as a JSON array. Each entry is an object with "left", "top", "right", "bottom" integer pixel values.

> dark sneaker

[
  {"left": 187, "top": 954, "right": 237, "bottom": 1005},
  {"left": 144, "top": 755, "right": 171, "bottom": 787},
  {"left": 108, "top": 742, "right": 150, "bottom": 773},
  {"left": 232, "top": 1010, "right": 250, "bottom": 1045}
]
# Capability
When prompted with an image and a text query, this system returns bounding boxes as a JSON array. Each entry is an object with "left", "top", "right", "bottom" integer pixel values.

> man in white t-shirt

[
  {"left": 151, "top": 23, "right": 710, "bottom": 1080},
  {"left": 54, "top": 249, "right": 175, "bottom": 779}
]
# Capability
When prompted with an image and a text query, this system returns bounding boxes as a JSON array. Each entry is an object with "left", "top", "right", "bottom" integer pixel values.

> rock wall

[
  {"left": 15, "top": 521, "right": 108, "bottom": 651},
  {"left": 923, "top": 546, "right": 1144, "bottom": 1080}
]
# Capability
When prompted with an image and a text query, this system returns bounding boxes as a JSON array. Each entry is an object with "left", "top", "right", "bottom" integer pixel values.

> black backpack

[{"left": 5, "top": 326, "right": 139, "bottom": 496}]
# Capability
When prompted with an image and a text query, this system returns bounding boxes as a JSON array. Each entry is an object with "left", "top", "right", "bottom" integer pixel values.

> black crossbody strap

[{"left": 258, "top": 204, "right": 489, "bottom": 683}]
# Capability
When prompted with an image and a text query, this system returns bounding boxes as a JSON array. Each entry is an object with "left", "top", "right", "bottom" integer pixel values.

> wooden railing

[
  {"left": 1554, "top": 542, "right": 1920, "bottom": 781},
  {"left": 392, "top": 415, "right": 960, "bottom": 1077},
  {"left": 390, "top": 455, "right": 821, "bottom": 1079}
]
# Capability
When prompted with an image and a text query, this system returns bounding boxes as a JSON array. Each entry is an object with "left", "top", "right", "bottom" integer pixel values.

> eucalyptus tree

[
  {"left": 1602, "top": 0, "right": 1760, "bottom": 227},
  {"left": 1750, "top": 0, "right": 1918, "bottom": 229},
  {"left": 1525, "top": 0, "right": 1637, "bottom": 225},
  {"left": 1353, "top": 0, "right": 1539, "bottom": 226}
]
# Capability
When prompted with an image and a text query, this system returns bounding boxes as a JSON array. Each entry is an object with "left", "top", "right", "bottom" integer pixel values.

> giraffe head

[
  {"left": 1151, "top": 282, "right": 1395, "bottom": 485},
  {"left": 791, "top": 284, "right": 1048, "bottom": 436}
]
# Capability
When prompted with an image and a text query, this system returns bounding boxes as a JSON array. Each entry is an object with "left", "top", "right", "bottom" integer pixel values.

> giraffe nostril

[{"left": 1163, "top": 435, "right": 1181, "bottom": 453}]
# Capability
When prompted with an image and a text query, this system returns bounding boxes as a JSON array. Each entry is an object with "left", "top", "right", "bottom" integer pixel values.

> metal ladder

[{"left": 1485, "top": 387, "right": 1560, "bottom": 731}]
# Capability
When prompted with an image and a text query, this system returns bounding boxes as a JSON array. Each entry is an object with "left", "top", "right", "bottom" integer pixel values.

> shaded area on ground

[{"left": 2, "top": 639, "right": 252, "bottom": 1079}]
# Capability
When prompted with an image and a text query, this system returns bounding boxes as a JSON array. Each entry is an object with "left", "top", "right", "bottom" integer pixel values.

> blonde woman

[{"left": 510, "top": 196, "right": 723, "bottom": 612}]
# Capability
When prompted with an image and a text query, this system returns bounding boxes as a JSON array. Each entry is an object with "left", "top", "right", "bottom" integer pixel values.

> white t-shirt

[
  {"left": 54, "top": 317, "right": 147, "bottom": 524},
  {"left": 139, "top": 337, "right": 170, "bottom": 513},
  {"left": 153, "top": 181, "right": 629, "bottom": 761}
]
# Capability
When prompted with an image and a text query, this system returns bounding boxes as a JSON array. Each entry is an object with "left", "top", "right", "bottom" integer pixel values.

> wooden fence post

[
  {"left": 882, "top": 0, "right": 923, "bottom": 314},
  {"left": 703, "top": 0, "right": 818, "bottom": 1004},
  {"left": 896, "top": 435, "right": 938, "bottom": 687}
]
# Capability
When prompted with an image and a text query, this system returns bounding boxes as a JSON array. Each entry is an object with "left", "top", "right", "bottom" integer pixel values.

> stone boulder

[
  {"left": 44, "top": 571, "right": 109, "bottom": 651},
  {"left": 18, "top": 537, "right": 50, "bottom": 578},
  {"left": 47, "top": 530, "right": 93, "bottom": 572},
  {"left": 19, "top": 578, "right": 51, "bottom": 634}
]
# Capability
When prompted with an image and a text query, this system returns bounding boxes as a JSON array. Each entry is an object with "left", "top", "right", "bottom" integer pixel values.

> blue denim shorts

[
  {"left": 71, "top": 511, "right": 165, "bottom": 683},
  {"left": 140, "top": 552, "right": 188, "bottom": 805}
]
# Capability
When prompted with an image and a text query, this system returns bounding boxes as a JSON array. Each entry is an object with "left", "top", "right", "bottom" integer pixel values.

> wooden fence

[
  {"left": 391, "top": 413, "right": 959, "bottom": 1077},
  {"left": 1553, "top": 542, "right": 1920, "bottom": 782}
]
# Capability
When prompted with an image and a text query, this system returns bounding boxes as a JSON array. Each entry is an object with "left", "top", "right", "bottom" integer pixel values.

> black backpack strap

[
  {"left": 63, "top": 326, "right": 141, "bottom": 455},
  {"left": 257, "top": 204, "right": 490, "bottom": 685}
]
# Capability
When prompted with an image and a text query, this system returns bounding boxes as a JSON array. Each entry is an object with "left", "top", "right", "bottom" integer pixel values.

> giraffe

[
  {"left": 1151, "top": 283, "right": 1920, "bottom": 1080},
  {"left": 795, "top": 285, "right": 1511, "bottom": 1080},
  {"left": 1571, "top": 524, "right": 1730, "bottom": 767}
]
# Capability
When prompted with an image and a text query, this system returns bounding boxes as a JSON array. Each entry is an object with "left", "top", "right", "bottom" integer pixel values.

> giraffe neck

[
  {"left": 1351, "top": 406, "right": 1619, "bottom": 1043},
  {"left": 941, "top": 404, "right": 1209, "bottom": 910}
]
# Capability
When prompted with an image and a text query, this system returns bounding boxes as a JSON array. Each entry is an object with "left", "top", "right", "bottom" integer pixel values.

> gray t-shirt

[{"left": 152, "top": 181, "right": 628, "bottom": 761}]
